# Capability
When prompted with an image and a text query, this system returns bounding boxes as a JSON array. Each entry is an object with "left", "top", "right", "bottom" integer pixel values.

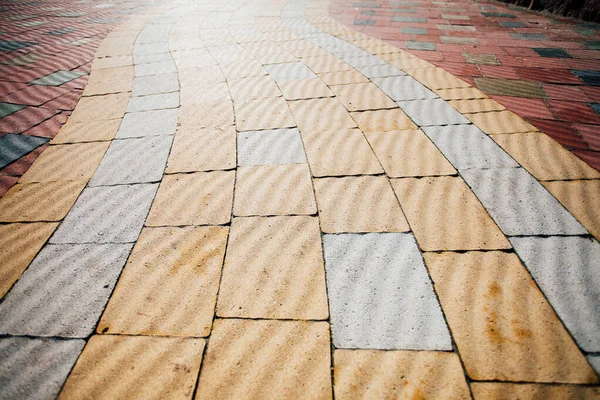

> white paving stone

[
  {"left": 133, "top": 52, "right": 173, "bottom": 65},
  {"left": 132, "top": 73, "right": 179, "bottom": 96},
  {"left": 116, "top": 108, "right": 178, "bottom": 138},
  {"left": 126, "top": 92, "right": 179, "bottom": 113},
  {"left": 264, "top": 62, "right": 317, "bottom": 81},
  {"left": 397, "top": 98, "right": 470, "bottom": 126},
  {"left": 133, "top": 42, "right": 169, "bottom": 56},
  {"left": 587, "top": 355, "right": 600, "bottom": 376},
  {"left": 355, "top": 63, "right": 405, "bottom": 78},
  {"left": 134, "top": 60, "right": 177, "bottom": 76},
  {"left": 371, "top": 76, "right": 437, "bottom": 101},
  {"left": 237, "top": 128, "right": 306, "bottom": 166}
]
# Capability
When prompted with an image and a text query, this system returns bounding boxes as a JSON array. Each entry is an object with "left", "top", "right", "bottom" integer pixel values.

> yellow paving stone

[
  {"left": 330, "top": 82, "right": 397, "bottom": 111},
  {"left": 83, "top": 66, "right": 134, "bottom": 96},
  {"left": 166, "top": 127, "right": 236, "bottom": 173},
  {"left": 278, "top": 78, "right": 334, "bottom": 100},
  {"left": 228, "top": 75, "right": 282, "bottom": 101},
  {"left": 59, "top": 335, "right": 205, "bottom": 400},
  {"left": 177, "top": 66, "right": 225, "bottom": 86},
  {"left": 180, "top": 82, "right": 231, "bottom": 105},
  {"left": 19, "top": 142, "right": 109, "bottom": 183},
  {"left": 196, "top": 319, "right": 331, "bottom": 400},
  {"left": 179, "top": 101, "right": 234, "bottom": 129},
  {"left": 69, "top": 93, "right": 130, "bottom": 122},
  {"left": 0, "top": 222, "right": 58, "bottom": 297},
  {"left": 543, "top": 179, "right": 600, "bottom": 240},
  {"left": 492, "top": 132, "right": 600, "bottom": 181},
  {"left": 0, "top": 180, "right": 87, "bottom": 222},
  {"left": 302, "top": 54, "right": 353, "bottom": 74},
  {"left": 281, "top": 42, "right": 329, "bottom": 58},
  {"left": 217, "top": 216, "right": 328, "bottom": 319},
  {"left": 435, "top": 87, "right": 488, "bottom": 100},
  {"left": 234, "top": 164, "right": 316, "bottom": 216},
  {"left": 146, "top": 171, "right": 235, "bottom": 226},
  {"left": 99, "top": 226, "right": 228, "bottom": 337},
  {"left": 219, "top": 60, "right": 266, "bottom": 79},
  {"left": 92, "top": 56, "right": 133, "bottom": 70},
  {"left": 350, "top": 109, "right": 417, "bottom": 132},
  {"left": 314, "top": 176, "right": 409, "bottom": 233},
  {"left": 392, "top": 177, "right": 510, "bottom": 251},
  {"left": 301, "top": 129, "right": 383, "bottom": 177},
  {"left": 318, "top": 70, "right": 369, "bottom": 85},
  {"left": 449, "top": 98, "right": 505, "bottom": 113},
  {"left": 425, "top": 251, "right": 597, "bottom": 383},
  {"left": 365, "top": 130, "right": 456, "bottom": 178},
  {"left": 407, "top": 67, "right": 471, "bottom": 89},
  {"left": 387, "top": 56, "right": 434, "bottom": 70},
  {"left": 465, "top": 110, "right": 538, "bottom": 134},
  {"left": 172, "top": 50, "right": 215, "bottom": 70},
  {"left": 235, "top": 97, "right": 295, "bottom": 131},
  {"left": 470, "top": 382, "right": 600, "bottom": 399},
  {"left": 334, "top": 350, "right": 471, "bottom": 400},
  {"left": 52, "top": 120, "right": 121, "bottom": 144},
  {"left": 95, "top": 42, "right": 134, "bottom": 58},
  {"left": 289, "top": 98, "right": 357, "bottom": 132}
]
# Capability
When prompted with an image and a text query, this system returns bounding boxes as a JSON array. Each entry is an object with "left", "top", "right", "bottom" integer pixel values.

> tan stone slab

[
  {"left": 392, "top": 177, "right": 510, "bottom": 251},
  {"left": 314, "top": 176, "right": 409, "bottom": 233},
  {"left": 146, "top": 171, "right": 235, "bottom": 226},
  {"left": 99, "top": 226, "right": 228, "bottom": 337},
  {"left": 95, "top": 42, "right": 134, "bottom": 58},
  {"left": 178, "top": 66, "right": 225, "bottom": 86},
  {"left": 180, "top": 82, "right": 231, "bottom": 105},
  {"left": 52, "top": 120, "right": 120, "bottom": 144},
  {"left": 302, "top": 54, "right": 353, "bottom": 74},
  {"left": 0, "top": 180, "right": 87, "bottom": 222},
  {"left": 83, "top": 66, "right": 134, "bottom": 96},
  {"left": 408, "top": 67, "right": 470, "bottom": 89},
  {"left": 69, "top": 93, "right": 130, "bottom": 122},
  {"left": 449, "top": 99, "right": 505, "bottom": 113},
  {"left": 350, "top": 109, "right": 417, "bottom": 132},
  {"left": 318, "top": 70, "right": 369, "bottom": 85},
  {"left": 59, "top": 335, "right": 205, "bottom": 400},
  {"left": 492, "top": 132, "right": 600, "bottom": 181},
  {"left": 228, "top": 76, "right": 281, "bottom": 101},
  {"left": 279, "top": 78, "right": 334, "bottom": 100},
  {"left": 196, "top": 319, "right": 331, "bottom": 400},
  {"left": 219, "top": 60, "right": 266, "bottom": 79},
  {"left": 543, "top": 180, "right": 600, "bottom": 240},
  {"left": 289, "top": 97, "right": 356, "bottom": 132},
  {"left": 435, "top": 87, "right": 488, "bottom": 100},
  {"left": 330, "top": 82, "right": 397, "bottom": 112},
  {"left": 334, "top": 350, "right": 470, "bottom": 400},
  {"left": 92, "top": 56, "right": 133, "bottom": 70},
  {"left": 465, "top": 110, "right": 538, "bottom": 134},
  {"left": 387, "top": 57, "right": 434, "bottom": 70},
  {"left": 425, "top": 251, "right": 597, "bottom": 383},
  {"left": 365, "top": 130, "right": 456, "bottom": 177},
  {"left": 234, "top": 164, "right": 316, "bottom": 216},
  {"left": 0, "top": 222, "right": 58, "bottom": 297},
  {"left": 235, "top": 97, "right": 295, "bottom": 131},
  {"left": 301, "top": 129, "right": 383, "bottom": 177},
  {"left": 217, "top": 216, "right": 328, "bottom": 319},
  {"left": 20, "top": 142, "right": 109, "bottom": 183},
  {"left": 471, "top": 382, "right": 600, "bottom": 399},
  {"left": 166, "top": 127, "right": 235, "bottom": 173},
  {"left": 179, "top": 101, "right": 234, "bottom": 129}
]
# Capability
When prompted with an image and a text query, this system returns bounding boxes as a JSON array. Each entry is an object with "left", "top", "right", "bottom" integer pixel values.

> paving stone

[
  {"left": 318, "top": 70, "right": 369, "bottom": 85},
  {"left": 426, "top": 251, "right": 596, "bottom": 383},
  {"left": 89, "top": 136, "right": 172, "bottom": 186},
  {"left": 264, "top": 62, "right": 317, "bottom": 81},
  {"left": 0, "top": 40, "right": 36, "bottom": 51},
  {"left": 235, "top": 97, "right": 294, "bottom": 131},
  {"left": 463, "top": 53, "right": 499, "bottom": 65},
  {"left": 180, "top": 83, "right": 230, "bottom": 105},
  {"left": 397, "top": 98, "right": 470, "bottom": 126},
  {"left": 166, "top": 127, "right": 235, "bottom": 173},
  {"left": 69, "top": 93, "right": 130, "bottom": 123},
  {"left": 0, "top": 337, "right": 85, "bottom": 400},
  {"left": 402, "top": 27, "right": 427, "bottom": 34},
  {"left": 588, "top": 355, "right": 600, "bottom": 376},
  {"left": 438, "top": 25, "right": 476, "bottom": 32},
  {"left": 471, "top": 383, "right": 600, "bottom": 399},
  {"left": 0, "top": 180, "right": 86, "bottom": 222},
  {"left": 334, "top": 350, "right": 471, "bottom": 399},
  {"left": 350, "top": 108, "right": 417, "bottom": 132},
  {"left": 572, "top": 70, "right": 600, "bottom": 86},
  {"left": 50, "top": 183, "right": 158, "bottom": 244},
  {"left": 323, "top": 232, "right": 451, "bottom": 350},
  {"left": 392, "top": 16, "right": 426, "bottom": 22},
  {"left": 314, "top": 176, "right": 409, "bottom": 233},
  {"left": 435, "top": 87, "right": 488, "bottom": 100},
  {"left": 196, "top": 319, "right": 331, "bottom": 399},
  {"left": 482, "top": 12, "right": 516, "bottom": 17},
  {"left": 441, "top": 36, "right": 479, "bottom": 45},
  {"left": 301, "top": 129, "right": 383, "bottom": 177},
  {"left": 289, "top": 97, "right": 356, "bottom": 132},
  {"left": 238, "top": 128, "right": 306, "bottom": 166},
  {"left": 0, "top": 243, "right": 132, "bottom": 338},
  {"left": 371, "top": 76, "right": 437, "bottom": 101},
  {"left": 475, "top": 77, "right": 547, "bottom": 98},
  {"left": 31, "top": 70, "right": 86, "bottom": 86},
  {"left": 278, "top": 78, "right": 335, "bottom": 100},
  {"left": 448, "top": 99, "right": 505, "bottom": 113},
  {"left": 408, "top": 67, "right": 470, "bottom": 90},
  {"left": 0, "top": 102, "right": 25, "bottom": 118},
  {"left": 116, "top": 109, "right": 178, "bottom": 138},
  {"left": 133, "top": 52, "right": 172, "bottom": 65},
  {"left": 52, "top": 120, "right": 121, "bottom": 144},
  {"left": 217, "top": 216, "right": 328, "bottom": 319},
  {"left": 354, "top": 63, "right": 407, "bottom": 78},
  {"left": 0, "top": 133, "right": 49, "bottom": 169},
  {"left": 339, "top": 55, "right": 388, "bottom": 69},
  {"left": 99, "top": 226, "right": 228, "bottom": 337},
  {"left": 134, "top": 60, "right": 176, "bottom": 77},
  {"left": 406, "top": 41, "right": 436, "bottom": 51},
  {"left": 465, "top": 110, "right": 538, "bottom": 134},
  {"left": 132, "top": 73, "right": 179, "bottom": 96},
  {"left": 60, "top": 335, "right": 204, "bottom": 400},
  {"left": 146, "top": 171, "right": 234, "bottom": 226},
  {"left": 228, "top": 75, "right": 281, "bottom": 100},
  {"left": 354, "top": 19, "right": 375, "bottom": 26},
  {"left": 422, "top": 124, "right": 518, "bottom": 170},
  {"left": 499, "top": 20, "right": 525, "bottom": 27},
  {"left": 330, "top": 82, "right": 397, "bottom": 111},
  {"left": 510, "top": 236, "right": 600, "bottom": 352},
  {"left": 511, "top": 32, "right": 548, "bottom": 40},
  {"left": 533, "top": 47, "right": 572, "bottom": 58},
  {"left": 133, "top": 42, "right": 169, "bottom": 56},
  {"left": 234, "top": 164, "right": 316, "bottom": 216},
  {"left": 461, "top": 167, "right": 586, "bottom": 236},
  {"left": 365, "top": 129, "right": 456, "bottom": 177},
  {"left": 126, "top": 92, "right": 179, "bottom": 112}
]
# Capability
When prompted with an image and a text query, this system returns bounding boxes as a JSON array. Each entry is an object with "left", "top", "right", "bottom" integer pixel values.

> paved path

[{"left": 0, "top": 0, "right": 599, "bottom": 398}]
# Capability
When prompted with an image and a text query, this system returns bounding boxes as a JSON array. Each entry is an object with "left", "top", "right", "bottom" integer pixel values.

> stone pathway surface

[{"left": 0, "top": 0, "right": 600, "bottom": 398}]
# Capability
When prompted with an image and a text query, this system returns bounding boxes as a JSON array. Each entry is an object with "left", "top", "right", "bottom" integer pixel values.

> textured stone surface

[
  {"left": 69, "top": 93, "right": 130, "bottom": 123},
  {"left": 465, "top": 110, "right": 537, "bottom": 134},
  {"left": 278, "top": 78, "right": 334, "bottom": 100},
  {"left": 448, "top": 99, "right": 505, "bottom": 113},
  {"left": 323, "top": 233, "right": 451, "bottom": 350},
  {"left": 397, "top": 98, "right": 470, "bottom": 126},
  {"left": 350, "top": 108, "right": 417, "bottom": 132},
  {"left": 126, "top": 92, "right": 179, "bottom": 112},
  {"left": 289, "top": 97, "right": 357, "bottom": 132},
  {"left": 510, "top": 236, "right": 600, "bottom": 352},
  {"left": 330, "top": 82, "right": 397, "bottom": 111},
  {"left": 52, "top": 120, "right": 121, "bottom": 144},
  {"left": 264, "top": 62, "right": 317, "bottom": 81},
  {"left": 116, "top": 109, "right": 178, "bottom": 138},
  {"left": 132, "top": 73, "right": 179, "bottom": 96},
  {"left": 470, "top": 383, "right": 600, "bottom": 399},
  {"left": 0, "top": 337, "right": 85, "bottom": 400},
  {"left": 166, "top": 127, "right": 236, "bottom": 173},
  {"left": 196, "top": 319, "right": 332, "bottom": 400},
  {"left": 0, "top": 134, "right": 49, "bottom": 169},
  {"left": 0, "top": 243, "right": 132, "bottom": 338},
  {"left": 235, "top": 97, "right": 294, "bottom": 131},
  {"left": 237, "top": 128, "right": 306, "bottom": 166},
  {"left": 371, "top": 76, "right": 437, "bottom": 101}
]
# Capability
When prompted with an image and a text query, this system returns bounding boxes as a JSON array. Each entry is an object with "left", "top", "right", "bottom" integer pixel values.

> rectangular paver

[
  {"left": 52, "top": 120, "right": 121, "bottom": 144},
  {"left": 237, "top": 128, "right": 306, "bottom": 166},
  {"left": 264, "top": 62, "right": 317, "bottom": 81},
  {"left": 350, "top": 108, "right": 417, "bottom": 132},
  {"left": 132, "top": 73, "right": 179, "bottom": 96},
  {"left": 289, "top": 98, "right": 357, "bottom": 132},
  {"left": 331, "top": 82, "right": 397, "bottom": 111},
  {"left": 371, "top": 76, "right": 437, "bottom": 101},
  {"left": 116, "top": 109, "right": 178, "bottom": 138},
  {"left": 0, "top": 133, "right": 49, "bottom": 169},
  {"left": 69, "top": 93, "right": 129, "bottom": 123},
  {"left": 397, "top": 98, "right": 470, "bottom": 126},
  {"left": 126, "top": 92, "right": 179, "bottom": 113},
  {"left": 32, "top": 70, "right": 85, "bottom": 86},
  {"left": 166, "top": 127, "right": 235, "bottom": 173},
  {"left": 471, "top": 383, "right": 600, "bottom": 399}
]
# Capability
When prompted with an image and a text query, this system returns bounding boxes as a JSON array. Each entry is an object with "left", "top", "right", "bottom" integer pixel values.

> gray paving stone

[
  {"left": 264, "top": 62, "right": 316, "bottom": 82},
  {"left": 0, "top": 337, "right": 85, "bottom": 400},
  {"left": 354, "top": 19, "right": 375, "bottom": 26},
  {"left": 132, "top": 73, "right": 180, "bottom": 96},
  {"left": 116, "top": 108, "right": 178, "bottom": 138},
  {"left": 392, "top": 16, "right": 426, "bottom": 22},
  {"left": 126, "top": 92, "right": 179, "bottom": 112},
  {"left": 406, "top": 41, "right": 436, "bottom": 51},
  {"left": 323, "top": 233, "right": 452, "bottom": 350},
  {"left": 371, "top": 76, "right": 437, "bottom": 101},
  {"left": 397, "top": 98, "right": 470, "bottom": 126},
  {"left": 510, "top": 236, "right": 600, "bottom": 352},
  {"left": 134, "top": 60, "right": 176, "bottom": 77},
  {"left": 89, "top": 136, "right": 173, "bottom": 186},
  {"left": 0, "top": 133, "right": 49, "bottom": 169},
  {"left": 0, "top": 40, "right": 36, "bottom": 51},
  {"left": 499, "top": 20, "right": 526, "bottom": 27},
  {"left": 510, "top": 33, "right": 548, "bottom": 40},
  {"left": 0, "top": 243, "right": 132, "bottom": 338},
  {"left": 136, "top": 25, "right": 171, "bottom": 45},
  {"left": 354, "top": 63, "right": 406, "bottom": 78},
  {"left": 402, "top": 27, "right": 427, "bottom": 34},
  {"left": 422, "top": 124, "right": 518, "bottom": 170},
  {"left": 238, "top": 128, "right": 306, "bottom": 166},
  {"left": 133, "top": 42, "right": 169, "bottom": 56},
  {"left": 461, "top": 167, "right": 586, "bottom": 236},
  {"left": 31, "top": 70, "right": 85, "bottom": 86},
  {"left": 587, "top": 355, "right": 600, "bottom": 376},
  {"left": 133, "top": 51, "right": 173, "bottom": 65},
  {"left": 50, "top": 183, "right": 158, "bottom": 244},
  {"left": 0, "top": 102, "right": 25, "bottom": 118}
]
